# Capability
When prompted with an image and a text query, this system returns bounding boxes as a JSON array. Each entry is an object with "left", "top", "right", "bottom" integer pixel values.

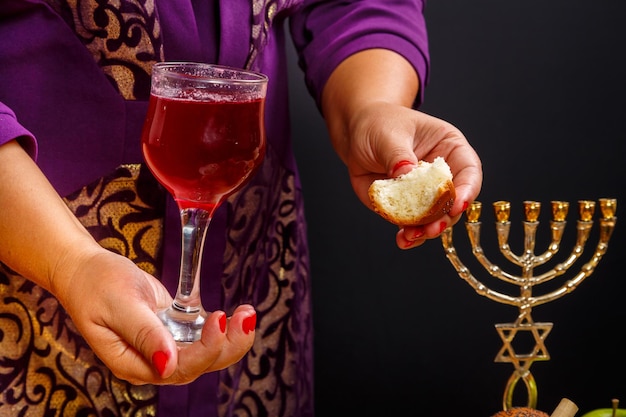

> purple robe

[{"left": 0, "top": 0, "right": 429, "bottom": 415}]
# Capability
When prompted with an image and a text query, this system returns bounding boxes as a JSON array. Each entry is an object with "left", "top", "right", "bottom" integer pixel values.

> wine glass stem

[{"left": 173, "top": 207, "right": 211, "bottom": 313}]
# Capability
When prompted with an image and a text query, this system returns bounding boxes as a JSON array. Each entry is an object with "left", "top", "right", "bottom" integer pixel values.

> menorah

[{"left": 441, "top": 198, "right": 617, "bottom": 411}]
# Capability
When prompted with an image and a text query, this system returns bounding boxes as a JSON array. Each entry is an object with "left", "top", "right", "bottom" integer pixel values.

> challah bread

[
  {"left": 368, "top": 156, "right": 455, "bottom": 226},
  {"left": 490, "top": 407, "right": 550, "bottom": 417}
]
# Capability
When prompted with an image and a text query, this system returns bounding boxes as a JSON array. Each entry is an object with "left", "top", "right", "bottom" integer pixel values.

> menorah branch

[
  {"left": 532, "top": 221, "right": 566, "bottom": 265},
  {"left": 442, "top": 227, "right": 521, "bottom": 307}
]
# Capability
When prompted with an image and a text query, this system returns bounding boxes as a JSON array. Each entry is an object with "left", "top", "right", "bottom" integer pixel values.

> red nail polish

[
  {"left": 439, "top": 221, "right": 447, "bottom": 233},
  {"left": 410, "top": 227, "right": 425, "bottom": 241},
  {"left": 219, "top": 313, "right": 227, "bottom": 333},
  {"left": 392, "top": 160, "right": 413, "bottom": 176},
  {"left": 403, "top": 239, "right": 416, "bottom": 249},
  {"left": 462, "top": 201, "right": 469, "bottom": 212},
  {"left": 152, "top": 351, "right": 168, "bottom": 377},
  {"left": 242, "top": 314, "right": 257, "bottom": 334}
]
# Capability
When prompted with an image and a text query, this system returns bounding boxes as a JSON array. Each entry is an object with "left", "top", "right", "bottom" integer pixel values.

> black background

[{"left": 287, "top": 1, "right": 626, "bottom": 415}]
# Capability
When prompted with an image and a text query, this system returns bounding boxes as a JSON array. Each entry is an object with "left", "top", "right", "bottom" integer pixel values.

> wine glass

[{"left": 141, "top": 62, "right": 268, "bottom": 342}]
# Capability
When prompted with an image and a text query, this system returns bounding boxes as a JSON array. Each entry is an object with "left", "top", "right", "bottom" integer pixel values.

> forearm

[
  {"left": 321, "top": 49, "right": 420, "bottom": 164},
  {"left": 0, "top": 140, "right": 101, "bottom": 297}
]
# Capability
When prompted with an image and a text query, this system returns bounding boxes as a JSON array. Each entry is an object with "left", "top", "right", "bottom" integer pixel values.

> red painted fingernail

[
  {"left": 403, "top": 239, "right": 416, "bottom": 249},
  {"left": 409, "top": 227, "right": 425, "bottom": 241},
  {"left": 462, "top": 201, "right": 469, "bottom": 211},
  {"left": 152, "top": 351, "right": 168, "bottom": 377},
  {"left": 439, "top": 221, "right": 447, "bottom": 233},
  {"left": 242, "top": 313, "right": 257, "bottom": 334},
  {"left": 391, "top": 160, "right": 413, "bottom": 176},
  {"left": 219, "top": 313, "right": 227, "bottom": 333}
]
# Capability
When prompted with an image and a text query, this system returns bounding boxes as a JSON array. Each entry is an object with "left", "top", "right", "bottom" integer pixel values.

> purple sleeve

[
  {"left": 289, "top": 0, "right": 430, "bottom": 109},
  {"left": 0, "top": 102, "right": 37, "bottom": 159}
]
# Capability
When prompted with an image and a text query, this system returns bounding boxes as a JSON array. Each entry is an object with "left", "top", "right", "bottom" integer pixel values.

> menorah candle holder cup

[{"left": 441, "top": 198, "right": 617, "bottom": 411}]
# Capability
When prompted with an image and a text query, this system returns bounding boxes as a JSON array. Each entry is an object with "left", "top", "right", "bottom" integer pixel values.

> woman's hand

[
  {"left": 56, "top": 248, "right": 256, "bottom": 385},
  {"left": 321, "top": 49, "right": 483, "bottom": 249},
  {"left": 0, "top": 140, "right": 256, "bottom": 385},
  {"left": 338, "top": 102, "right": 482, "bottom": 249}
]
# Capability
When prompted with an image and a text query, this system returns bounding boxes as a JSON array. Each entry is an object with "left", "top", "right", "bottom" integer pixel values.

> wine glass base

[{"left": 157, "top": 306, "right": 207, "bottom": 343}]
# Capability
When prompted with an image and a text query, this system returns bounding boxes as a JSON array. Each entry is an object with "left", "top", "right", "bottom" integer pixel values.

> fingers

[
  {"left": 444, "top": 148, "right": 483, "bottom": 220},
  {"left": 79, "top": 274, "right": 255, "bottom": 385},
  {"left": 392, "top": 130, "right": 482, "bottom": 250},
  {"left": 394, "top": 165, "right": 481, "bottom": 250},
  {"left": 396, "top": 228, "right": 427, "bottom": 249},
  {"left": 86, "top": 300, "right": 179, "bottom": 385},
  {"left": 396, "top": 211, "right": 463, "bottom": 250},
  {"left": 107, "top": 305, "right": 256, "bottom": 385},
  {"left": 58, "top": 239, "right": 257, "bottom": 385},
  {"left": 156, "top": 305, "right": 257, "bottom": 385}
]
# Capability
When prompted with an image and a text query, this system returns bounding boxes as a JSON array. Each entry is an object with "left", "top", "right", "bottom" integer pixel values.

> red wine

[{"left": 142, "top": 94, "right": 266, "bottom": 212}]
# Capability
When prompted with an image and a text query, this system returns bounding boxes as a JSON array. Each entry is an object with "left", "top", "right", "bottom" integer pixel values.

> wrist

[
  {"left": 47, "top": 233, "right": 103, "bottom": 307},
  {"left": 321, "top": 49, "right": 419, "bottom": 161}
]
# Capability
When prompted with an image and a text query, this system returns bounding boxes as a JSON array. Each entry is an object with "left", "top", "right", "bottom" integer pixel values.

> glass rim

[{"left": 152, "top": 61, "right": 268, "bottom": 84}]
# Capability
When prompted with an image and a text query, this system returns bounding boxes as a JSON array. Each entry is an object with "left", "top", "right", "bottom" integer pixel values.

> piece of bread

[
  {"left": 368, "top": 156, "right": 455, "bottom": 226},
  {"left": 491, "top": 407, "right": 550, "bottom": 417}
]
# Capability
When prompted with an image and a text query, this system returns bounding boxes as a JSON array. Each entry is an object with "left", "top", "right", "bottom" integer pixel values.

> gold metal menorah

[{"left": 441, "top": 198, "right": 617, "bottom": 411}]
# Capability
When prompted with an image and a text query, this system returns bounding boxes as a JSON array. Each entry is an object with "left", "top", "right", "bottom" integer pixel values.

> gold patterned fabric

[
  {"left": 0, "top": 164, "right": 162, "bottom": 416},
  {"left": 218, "top": 149, "right": 313, "bottom": 417},
  {"left": 2, "top": 0, "right": 314, "bottom": 415},
  {"left": 42, "top": 0, "right": 163, "bottom": 100}
]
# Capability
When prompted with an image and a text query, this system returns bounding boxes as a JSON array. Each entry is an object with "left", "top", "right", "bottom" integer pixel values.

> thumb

[
  {"left": 88, "top": 301, "right": 179, "bottom": 385},
  {"left": 388, "top": 158, "right": 419, "bottom": 178}
]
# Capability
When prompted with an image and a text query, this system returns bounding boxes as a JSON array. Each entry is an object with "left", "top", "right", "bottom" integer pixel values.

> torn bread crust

[{"left": 368, "top": 157, "right": 456, "bottom": 226}]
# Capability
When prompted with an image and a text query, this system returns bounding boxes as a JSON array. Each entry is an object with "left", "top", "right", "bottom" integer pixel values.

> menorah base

[{"left": 503, "top": 369, "right": 538, "bottom": 410}]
